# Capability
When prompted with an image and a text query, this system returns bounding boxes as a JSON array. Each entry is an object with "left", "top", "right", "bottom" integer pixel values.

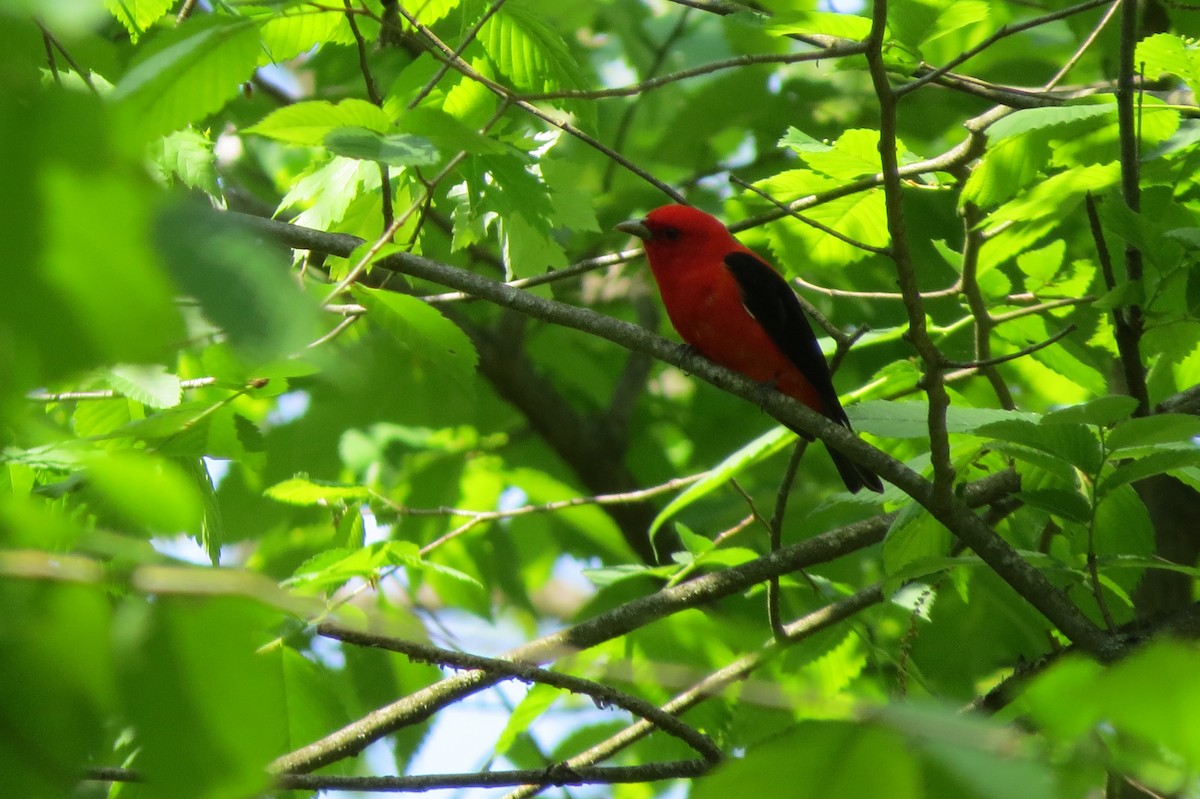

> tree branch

[{"left": 319, "top": 626, "right": 723, "bottom": 762}]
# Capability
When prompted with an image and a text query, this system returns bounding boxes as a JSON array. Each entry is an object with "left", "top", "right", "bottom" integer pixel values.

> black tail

[
  {"left": 784, "top": 413, "right": 884, "bottom": 494},
  {"left": 828, "top": 447, "right": 884, "bottom": 494}
]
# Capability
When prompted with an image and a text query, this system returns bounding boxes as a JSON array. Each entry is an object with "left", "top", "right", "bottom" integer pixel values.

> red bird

[{"left": 617, "top": 204, "right": 883, "bottom": 494}]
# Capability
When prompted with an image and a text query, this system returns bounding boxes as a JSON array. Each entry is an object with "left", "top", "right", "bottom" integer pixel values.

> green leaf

[
  {"left": 765, "top": 10, "right": 872, "bottom": 39},
  {"left": 149, "top": 128, "right": 219, "bottom": 195},
  {"left": 107, "top": 364, "right": 182, "bottom": 409},
  {"left": 280, "top": 157, "right": 378, "bottom": 232},
  {"left": 86, "top": 451, "right": 204, "bottom": 534},
  {"left": 1018, "top": 488, "right": 1091, "bottom": 524},
  {"left": 257, "top": 5, "right": 354, "bottom": 63},
  {"left": 888, "top": 0, "right": 989, "bottom": 50},
  {"left": 288, "top": 542, "right": 410, "bottom": 590},
  {"left": 353, "top": 286, "right": 479, "bottom": 392},
  {"left": 779, "top": 127, "right": 832, "bottom": 154},
  {"left": 1090, "top": 485, "right": 1154, "bottom": 587},
  {"left": 324, "top": 127, "right": 439, "bottom": 167},
  {"left": 105, "top": 0, "right": 173, "bottom": 41},
  {"left": 882, "top": 703, "right": 1059, "bottom": 799},
  {"left": 156, "top": 202, "right": 324, "bottom": 363},
  {"left": 110, "top": 17, "right": 260, "bottom": 140},
  {"left": 1138, "top": 33, "right": 1200, "bottom": 95},
  {"left": 1092, "top": 190, "right": 1185, "bottom": 272},
  {"left": 265, "top": 478, "right": 372, "bottom": 506},
  {"left": 883, "top": 503, "right": 951, "bottom": 595},
  {"left": 989, "top": 163, "right": 1121, "bottom": 226},
  {"left": 961, "top": 134, "right": 1052, "bottom": 208},
  {"left": 767, "top": 182, "right": 887, "bottom": 268},
  {"left": 0, "top": 581, "right": 114, "bottom": 796},
  {"left": 115, "top": 597, "right": 284, "bottom": 798},
  {"left": 1042, "top": 396, "right": 1138, "bottom": 427},
  {"left": 35, "top": 152, "right": 183, "bottom": 381},
  {"left": 649, "top": 426, "right": 793, "bottom": 544},
  {"left": 1100, "top": 449, "right": 1200, "bottom": 494},
  {"left": 986, "top": 103, "right": 1118, "bottom": 142},
  {"left": 793, "top": 129, "right": 884, "bottom": 181},
  {"left": 247, "top": 99, "right": 393, "bottom": 145},
  {"left": 976, "top": 419, "right": 1103, "bottom": 474},
  {"left": 1015, "top": 240, "right": 1065, "bottom": 291},
  {"left": 849, "top": 400, "right": 1038, "bottom": 439},
  {"left": 694, "top": 721, "right": 921, "bottom": 799},
  {"left": 1107, "top": 414, "right": 1200, "bottom": 452},
  {"left": 397, "top": 107, "right": 508, "bottom": 155},
  {"left": 1025, "top": 640, "right": 1200, "bottom": 768},
  {"left": 288, "top": 542, "right": 482, "bottom": 592},
  {"left": 72, "top": 398, "right": 134, "bottom": 439},
  {"left": 481, "top": 2, "right": 589, "bottom": 94},
  {"left": 493, "top": 683, "right": 561, "bottom": 756}
]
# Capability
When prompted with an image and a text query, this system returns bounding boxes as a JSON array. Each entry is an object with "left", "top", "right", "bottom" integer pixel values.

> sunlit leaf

[
  {"left": 110, "top": 17, "right": 260, "bottom": 140},
  {"left": 247, "top": 99, "right": 393, "bottom": 145},
  {"left": 86, "top": 451, "right": 204, "bottom": 534},
  {"left": 265, "top": 477, "right": 372, "bottom": 506},
  {"left": 352, "top": 286, "right": 478, "bottom": 391},
  {"left": 105, "top": 0, "right": 173, "bottom": 41},
  {"left": 324, "top": 127, "right": 439, "bottom": 167},
  {"left": 107, "top": 364, "right": 182, "bottom": 409}
]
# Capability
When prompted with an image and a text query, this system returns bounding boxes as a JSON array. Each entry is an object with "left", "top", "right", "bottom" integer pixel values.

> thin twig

[
  {"left": 768, "top": 443, "right": 807, "bottom": 639},
  {"left": 1085, "top": 193, "right": 1146, "bottom": 413},
  {"left": 409, "top": 0, "right": 510, "bottom": 110},
  {"left": 894, "top": 0, "right": 1112, "bottom": 98},
  {"left": 792, "top": 276, "right": 960, "bottom": 301},
  {"left": 424, "top": 249, "right": 641, "bottom": 303},
  {"left": 1041, "top": 0, "right": 1122, "bottom": 90},
  {"left": 727, "top": 119, "right": 990, "bottom": 234},
  {"left": 276, "top": 762, "right": 710, "bottom": 792},
  {"left": 27, "top": 377, "right": 220, "bottom": 402},
  {"left": 731, "top": 175, "right": 891, "bottom": 257},
  {"left": 35, "top": 20, "right": 97, "bottom": 93},
  {"left": 342, "top": 0, "right": 393, "bottom": 232},
  {"left": 522, "top": 43, "right": 869, "bottom": 102},
  {"left": 957, "top": 195, "right": 1015, "bottom": 409},
  {"left": 414, "top": 472, "right": 709, "bottom": 554},
  {"left": 319, "top": 626, "right": 724, "bottom": 762},
  {"left": 391, "top": 2, "right": 687, "bottom": 203},
  {"left": 942, "top": 324, "right": 1077, "bottom": 370},
  {"left": 601, "top": 6, "right": 693, "bottom": 192},
  {"left": 1086, "top": 495, "right": 1118, "bottom": 632},
  {"left": 306, "top": 314, "right": 361, "bottom": 349}
]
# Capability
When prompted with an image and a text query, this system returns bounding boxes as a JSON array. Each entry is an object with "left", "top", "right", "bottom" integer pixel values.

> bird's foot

[{"left": 673, "top": 342, "right": 702, "bottom": 373}]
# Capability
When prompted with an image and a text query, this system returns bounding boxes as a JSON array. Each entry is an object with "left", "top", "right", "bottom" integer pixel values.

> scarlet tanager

[{"left": 616, "top": 204, "right": 884, "bottom": 494}]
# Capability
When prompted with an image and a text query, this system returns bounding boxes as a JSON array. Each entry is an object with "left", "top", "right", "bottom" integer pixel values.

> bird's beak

[{"left": 615, "top": 218, "right": 651, "bottom": 241}]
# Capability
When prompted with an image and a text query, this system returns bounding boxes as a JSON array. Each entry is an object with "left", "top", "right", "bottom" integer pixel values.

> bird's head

[{"left": 615, "top": 204, "right": 734, "bottom": 265}]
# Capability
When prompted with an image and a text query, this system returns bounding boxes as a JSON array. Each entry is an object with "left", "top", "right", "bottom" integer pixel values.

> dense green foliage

[{"left": 3, "top": 0, "right": 1200, "bottom": 796}]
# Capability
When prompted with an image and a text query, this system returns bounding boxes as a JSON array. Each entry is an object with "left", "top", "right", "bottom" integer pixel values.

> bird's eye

[{"left": 662, "top": 227, "right": 681, "bottom": 241}]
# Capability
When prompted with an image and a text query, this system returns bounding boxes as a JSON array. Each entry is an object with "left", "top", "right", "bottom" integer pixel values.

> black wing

[
  {"left": 725, "top": 251, "right": 884, "bottom": 494},
  {"left": 723, "top": 251, "right": 846, "bottom": 424}
]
